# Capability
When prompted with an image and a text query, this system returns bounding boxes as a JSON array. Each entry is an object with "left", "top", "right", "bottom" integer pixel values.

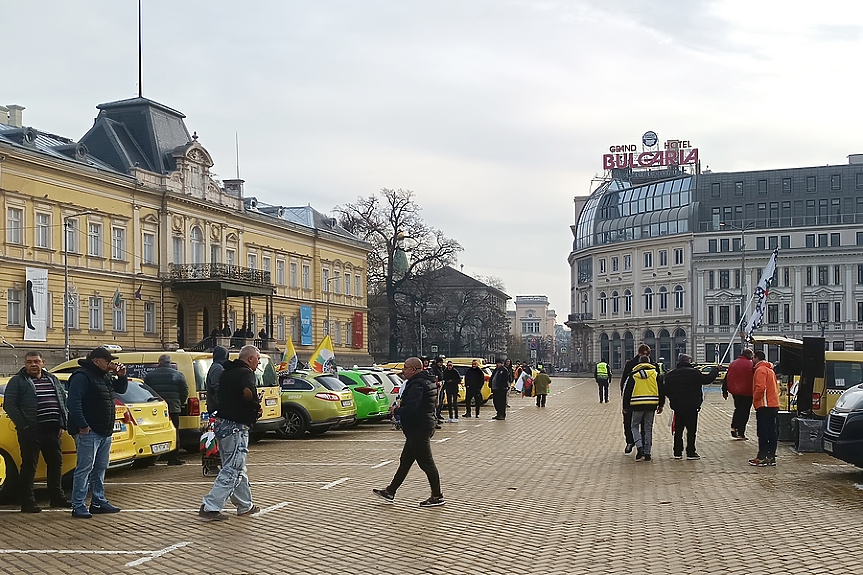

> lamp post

[
  {"left": 63, "top": 211, "right": 93, "bottom": 361},
  {"left": 719, "top": 220, "right": 756, "bottom": 348}
]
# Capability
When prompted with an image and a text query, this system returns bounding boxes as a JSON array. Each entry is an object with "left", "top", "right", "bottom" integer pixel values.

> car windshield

[
  {"left": 387, "top": 374, "right": 403, "bottom": 386},
  {"left": 193, "top": 358, "right": 213, "bottom": 392},
  {"left": 117, "top": 381, "right": 161, "bottom": 404},
  {"left": 316, "top": 375, "right": 347, "bottom": 391}
]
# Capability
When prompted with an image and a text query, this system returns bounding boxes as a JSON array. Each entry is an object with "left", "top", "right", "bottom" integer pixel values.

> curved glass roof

[{"left": 574, "top": 176, "right": 695, "bottom": 250}]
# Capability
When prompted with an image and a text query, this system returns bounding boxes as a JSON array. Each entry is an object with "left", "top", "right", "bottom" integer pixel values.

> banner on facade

[
  {"left": 24, "top": 268, "right": 48, "bottom": 342},
  {"left": 352, "top": 311, "right": 364, "bottom": 349},
  {"left": 300, "top": 305, "right": 313, "bottom": 346}
]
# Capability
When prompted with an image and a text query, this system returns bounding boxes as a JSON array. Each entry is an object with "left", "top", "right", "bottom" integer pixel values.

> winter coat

[
  {"left": 394, "top": 371, "right": 437, "bottom": 435},
  {"left": 753, "top": 361, "right": 780, "bottom": 409},
  {"left": 664, "top": 363, "right": 718, "bottom": 412},
  {"left": 206, "top": 346, "right": 229, "bottom": 415},
  {"left": 4, "top": 368, "right": 68, "bottom": 430},
  {"left": 464, "top": 366, "right": 485, "bottom": 390},
  {"left": 144, "top": 366, "right": 189, "bottom": 414},
  {"left": 216, "top": 359, "right": 261, "bottom": 427},
  {"left": 67, "top": 359, "right": 129, "bottom": 436},
  {"left": 442, "top": 367, "right": 461, "bottom": 393},
  {"left": 533, "top": 373, "right": 551, "bottom": 395},
  {"left": 622, "top": 362, "right": 665, "bottom": 411},
  {"left": 726, "top": 355, "right": 754, "bottom": 397},
  {"left": 490, "top": 366, "right": 510, "bottom": 390}
]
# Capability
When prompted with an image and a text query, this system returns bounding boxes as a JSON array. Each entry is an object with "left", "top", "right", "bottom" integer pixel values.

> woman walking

[{"left": 532, "top": 367, "right": 551, "bottom": 407}]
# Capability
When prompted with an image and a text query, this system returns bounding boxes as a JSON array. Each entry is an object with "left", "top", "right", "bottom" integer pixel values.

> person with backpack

[
  {"left": 622, "top": 355, "right": 665, "bottom": 461},
  {"left": 594, "top": 358, "right": 611, "bottom": 403}
]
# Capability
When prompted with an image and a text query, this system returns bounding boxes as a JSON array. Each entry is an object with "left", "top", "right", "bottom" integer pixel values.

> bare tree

[{"left": 335, "top": 188, "right": 462, "bottom": 360}]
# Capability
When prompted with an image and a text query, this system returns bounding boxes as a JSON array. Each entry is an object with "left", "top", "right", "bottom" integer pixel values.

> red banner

[{"left": 352, "top": 312, "right": 364, "bottom": 349}]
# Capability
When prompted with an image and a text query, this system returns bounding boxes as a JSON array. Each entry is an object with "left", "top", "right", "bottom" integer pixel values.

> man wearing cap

[
  {"left": 66, "top": 347, "right": 129, "bottom": 518},
  {"left": 663, "top": 354, "right": 718, "bottom": 460},
  {"left": 144, "top": 354, "right": 189, "bottom": 465},
  {"left": 489, "top": 359, "right": 510, "bottom": 420}
]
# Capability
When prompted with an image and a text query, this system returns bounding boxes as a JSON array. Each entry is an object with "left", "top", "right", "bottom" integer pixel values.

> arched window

[
  {"left": 611, "top": 332, "right": 622, "bottom": 369},
  {"left": 623, "top": 331, "right": 634, "bottom": 360},
  {"left": 624, "top": 289, "right": 633, "bottom": 313},
  {"left": 658, "top": 329, "right": 672, "bottom": 363},
  {"left": 190, "top": 226, "right": 204, "bottom": 265},
  {"left": 674, "top": 285, "right": 684, "bottom": 309},
  {"left": 643, "top": 287, "right": 653, "bottom": 312},
  {"left": 599, "top": 292, "right": 607, "bottom": 315},
  {"left": 582, "top": 293, "right": 589, "bottom": 314},
  {"left": 611, "top": 291, "right": 619, "bottom": 314},
  {"left": 659, "top": 286, "right": 668, "bottom": 311},
  {"left": 673, "top": 328, "right": 687, "bottom": 357},
  {"left": 600, "top": 333, "right": 610, "bottom": 366},
  {"left": 643, "top": 329, "right": 656, "bottom": 354}
]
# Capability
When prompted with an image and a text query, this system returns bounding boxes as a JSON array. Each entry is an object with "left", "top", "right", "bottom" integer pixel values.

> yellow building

[{"left": 0, "top": 99, "right": 372, "bottom": 371}]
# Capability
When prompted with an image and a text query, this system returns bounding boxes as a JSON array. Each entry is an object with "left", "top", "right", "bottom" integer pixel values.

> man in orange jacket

[{"left": 749, "top": 350, "right": 780, "bottom": 467}]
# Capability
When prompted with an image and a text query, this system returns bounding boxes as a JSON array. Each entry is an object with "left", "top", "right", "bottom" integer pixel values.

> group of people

[{"left": 599, "top": 343, "right": 780, "bottom": 465}]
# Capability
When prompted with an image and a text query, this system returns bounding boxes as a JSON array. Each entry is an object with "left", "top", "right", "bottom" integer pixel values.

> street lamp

[
  {"left": 64, "top": 211, "right": 93, "bottom": 361},
  {"left": 323, "top": 276, "right": 333, "bottom": 338},
  {"left": 719, "top": 220, "right": 756, "bottom": 347}
]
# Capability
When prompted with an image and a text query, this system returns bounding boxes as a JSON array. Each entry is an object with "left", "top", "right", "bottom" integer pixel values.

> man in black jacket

[
  {"left": 67, "top": 347, "right": 129, "bottom": 519},
  {"left": 619, "top": 344, "right": 652, "bottom": 454},
  {"left": 442, "top": 361, "right": 461, "bottom": 422},
  {"left": 199, "top": 345, "right": 263, "bottom": 521},
  {"left": 373, "top": 357, "right": 444, "bottom": 507},
  {"left": 664, "top": 354, "right": 718, "bottom": 460},
  {"left": 489, "top": 359, "right": 510, "bottom": 420},
  {"left": 430, "top": 356, "right": 446, "bottom": 423},
  {"left": 205, "top": 345, "right": 229, "bottom": 417},
  {"left": 462, "top": 360, "right": 485, "bottom": 419},
  {"left": 144, "top": 354, "right": 189, "bottom": 465},
  {"left": 5, "top": 350, "right": 70, "bottom": 512}
]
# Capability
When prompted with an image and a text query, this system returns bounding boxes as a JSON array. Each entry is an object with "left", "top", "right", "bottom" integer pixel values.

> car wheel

[
  {"left": 0, "top": 450, "right": 19, "bottom": 503},
  {"left": 275, "top": 408, "right": 308, "bottom": 439}
]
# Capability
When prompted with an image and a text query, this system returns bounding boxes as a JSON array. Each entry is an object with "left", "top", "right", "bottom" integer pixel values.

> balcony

[
  {"left": 567, "top": 313, "right": 593, "bottom": 323},
  {"left": 169, "top": 264, "right": 273, "bottom": 295}
]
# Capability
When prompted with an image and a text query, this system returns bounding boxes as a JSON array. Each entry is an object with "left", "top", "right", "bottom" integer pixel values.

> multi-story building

[
  {"left": 0, "top": 98, "right": 372, "bottom": 371},
  {"left": 568, "top": 136, "right": 863, "bottom": 371},
  {"left": 507, "top": 295, "right": 557, "bottom": 364}
]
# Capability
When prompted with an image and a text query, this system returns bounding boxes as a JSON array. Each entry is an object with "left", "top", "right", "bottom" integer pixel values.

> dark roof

[
  {"left": 79, "top": 97, "right": 191, "bottom": 175},
  {"left": 427, "top": 266, "right": 510, "bottom": 300},
  {"left": 0, "top": 123, "right": 123, "bottom": 174}
]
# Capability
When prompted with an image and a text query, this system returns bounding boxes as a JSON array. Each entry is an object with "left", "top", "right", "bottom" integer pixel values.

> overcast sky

[{"left": 5, "top": 1, "right": 863, "bottom": 320}]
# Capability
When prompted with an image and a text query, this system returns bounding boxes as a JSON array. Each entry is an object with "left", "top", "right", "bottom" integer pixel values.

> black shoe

[
  {"left": 673, "top": 453, "right": 683, "bottom": 460},
  {"left": 21, "top": 504, "right": 42, "bottom": 513},
  {"left": 635, "top": 449, "right": 644, "bottom": 461},
  {"left": 71, "top": 508, "right": 92, "bottom": 519},
  {"left": 89, "top": 502, "right": 121, "bottom": 514},
  {"left": 198, "top": 505, "right": 228, "bottom": 521},
  {"left": 686, "top": 453, "right": 701, "bottom": 460},
  {"left": 50, "top": 498, "right": 72, "bottom": 509},
  {"left": 625, "top": 443, "right": 635, "bottom": 454},
  {"left": 731, "top": 429, "right": 738, "bottom": 438},
  {"left": 419, "top": 495, "right": 445, "bottom": 508},
  {"left": 372, "top": 488, "right": 394, "bottom": 503},
  {"left": 463, "top": 413, "right": 471, "bottom": 418},
  {"left": 766, "top": 457, "right": 777, "bottom": 466},
  {"left": 434, "top": 424, "right": 442, "bottom": 429},
  {"left": 643, "top": 454, "right": 652, "bottom": 461},
  {"left": 237, "top": 505, "right": 260, "bottom": 516},
  {"left": 167, "top": 459, "right": 186, "bottom": 466}
]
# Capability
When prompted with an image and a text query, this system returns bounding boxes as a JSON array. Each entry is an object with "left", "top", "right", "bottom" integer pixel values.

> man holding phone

[{"left": 66, "top": 347, "right": 129, "bottom": 519}]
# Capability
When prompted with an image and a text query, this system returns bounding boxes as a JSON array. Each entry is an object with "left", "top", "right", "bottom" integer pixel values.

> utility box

[
  {"left": 778, "top": 411, "right": 794, "bottom": 442},
  {"left": 793, "top": 417, "right": 824, "bottom": 452}
]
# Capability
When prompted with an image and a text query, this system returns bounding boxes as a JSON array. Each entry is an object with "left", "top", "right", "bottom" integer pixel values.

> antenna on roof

[
  {"left": 235, "top": 132, "right": 240, "bottom": 178},
  {"left": 137, "top": 0, "right": 143, "bottom": 97}
]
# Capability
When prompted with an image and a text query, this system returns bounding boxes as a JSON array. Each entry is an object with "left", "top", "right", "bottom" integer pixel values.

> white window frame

[
  {"left": 334, "top": 321, "right": 342, "bottom": 345},
  {"left": 7, "top": 289, "right": 22, "bottom": 326},
  {"left": 276, "top": 260, "right": 286, "bottom": 286},
  {"left": 277, "top": 315, "right": 285, "bottom": 341},
  {"left": 248, "top": 253, "right": 257, "bottom": 270},
  {"left": 89, "top": 296, "right": 103, "bottom": 331},
  {"left": 6, "top": 207, "right": 23, "bottom": 245},
  {"left": 88, "top": 222, "right": 102, "bottom": 257},
  {"left": 322, "top": 268, "right": 330, "bottom": 292},
  {"left": 302, "top": 264, "right": 310, "bottom": 289},
  {"left": 36, "top": 212, "right": 51, "bottom": 248},
  {"left": 226, "top": 248, "right": 236, "bottom": 267},
  {"left": 65, "top": 292, "right": 79, "bottom": 330},
  {"left": 346, "top": 321, "right": 353, "bottom": 347},
  {"left": 65, "top": 219, "right": 79, "bottom": 254},
  {"left": 344, "top": 273, "right": 351, "bottom": 296},
  {"left": 210, "top": 244, "right": 221, "bottom": 264},
  {"left": 173, "top": 236, "right": 185, "bottom": 264},
  {"left": 113, "top": 299, "right": 126, "bottom": 332},
  {"left": 354, "top": 275, "right": 361, "bottom": 297},
  {"left": 190, "top": 226, "right": 204, "bottom": 265},
  {"left": 143, "top": 233, "right": 155, "bottom": 264},
  {"left": 111, "top": 226, "right": 126, "bottom": 261},
  {"left": 144, "top": 301, "right": 155, "bottom": 333},
  {"left": 290, "top": 262, "right": 298, "bottom": 287},
  {"left": 333, "top": 271, "right": 341, "bottom": 294}
]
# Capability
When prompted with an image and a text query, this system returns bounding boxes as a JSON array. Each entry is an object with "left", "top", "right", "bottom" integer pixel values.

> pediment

[
  {"left": 172, "top": 140, "right": 214, "bottom": 168},
  {"left": 710, "top": 290, "right": 738, "bottom": 302},
  {"left": 140, "top": 213, "right": 159, "bottom": 225}
]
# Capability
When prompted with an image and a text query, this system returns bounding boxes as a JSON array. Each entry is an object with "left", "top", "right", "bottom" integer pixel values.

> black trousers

[
  {"left": 168, "top": 413, "right": 183, "bottom": 462},
  {"left": 597, "top": 379, "right": 609, "bottom": 402},
  {"left": 673, "top": 408, "right": 699, "bottom": 456},
  {"left": 731, "top": 394, "right": 753, "bottom": 437},
  {"left": 756, "top": 407, "right": 779, "bottom": 459},
  {"left": 17, "top": 426, "right": 64, "bottom": 505},
  {"left": 435, "top": 386, "right": 445, "bottom": 420},
  {"left": 463, "top": 388, "right": 482, "bottom": 417},
  {"left": 445, "top": 390, "right": 459, "bottom": 419},
  {"left": 535, "top": 394, "right": 547, "bottom": 407},
  {"left": 623, "top": 409, "right": 634, "bottom": 444},
  {"left": 388, "top": 431, "right": 441, "bottom": 497},
  {"left": 492, "top": 389, "right": 507, "bottom": 419}
]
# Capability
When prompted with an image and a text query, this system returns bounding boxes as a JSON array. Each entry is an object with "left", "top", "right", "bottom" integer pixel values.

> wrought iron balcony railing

[
  {"left": 169, "top": 263, "right": 272, "bottom": 286},
  {"left": 568, "top": 313, "right": 593, "bottom": 323}
]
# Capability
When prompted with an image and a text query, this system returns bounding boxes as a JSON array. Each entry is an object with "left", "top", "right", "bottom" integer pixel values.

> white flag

[{"left": 744, "top": 248, "right": 779, "bottom": 340}]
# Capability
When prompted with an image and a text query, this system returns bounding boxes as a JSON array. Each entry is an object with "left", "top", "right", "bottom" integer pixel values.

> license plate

[
  {"left": 265, "top": 398, "right": 278, "bottom": 406},
  {"left": 341, "top": 400, "right": 353, "bottom": 407},
  {"left": 377, "top": 393, "right": 386, "bottom": 400},
  {"left": 113, "top": 421, "right": 125, "bottom": 433},
  {"left": 824, "top": 440, "right": 833, "bottom": 452},
  {"left": 151, "top": 442, "right": 171, "bottom": 454}
]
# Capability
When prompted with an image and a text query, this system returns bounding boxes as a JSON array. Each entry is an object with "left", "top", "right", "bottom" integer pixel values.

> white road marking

[
  {"left": 104, "top": 481, "right": 325, "bottom": 486},
  {"left": 0, "top": 508, "right": 198, "bottom": 513},
  {"left": 473, "top": 424, "right": 483, "bottom": 428},
  {"left": 435, "top": 437, "right": 452, "bottom": 443},
  {"left": 0, "top": 541, "right": 190, "bottom": 568},
  {"left": 125, "top": 541, "right": 191, "bottom": 567},
  {"left": 457, "top": 430, "right": 468, "bottom": 434},
  {"left": 252, "top": 501, "right": 290, "bottom": 517},
  {"left": 371, "top": 460, "right": 393, "bottom": 468},
  {"left": 321, "top": 477, "right": 350, "bottom": 490},
  {"left": 248, "top": 462, "right": 375, "bottom": 466}
]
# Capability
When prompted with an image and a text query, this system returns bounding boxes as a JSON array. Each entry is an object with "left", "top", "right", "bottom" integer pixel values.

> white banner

[{"left": 24, "top": 268, "right": 48, "bottom": 341}]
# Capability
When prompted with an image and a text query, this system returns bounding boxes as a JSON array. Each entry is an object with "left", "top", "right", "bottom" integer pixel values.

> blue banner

[{"left": 300, "top": 305, "right": 313, "bottom": 346}]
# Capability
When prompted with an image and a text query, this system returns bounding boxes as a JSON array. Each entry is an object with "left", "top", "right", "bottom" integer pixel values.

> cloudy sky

[{"left": 5, "top": 1, "right": 863, "bottom": 320}]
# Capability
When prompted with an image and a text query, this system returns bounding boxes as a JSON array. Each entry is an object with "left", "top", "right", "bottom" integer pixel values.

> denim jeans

[
  {"left": 630, "top": 409, "right": 656, "bottom": 455},
  {"left": 201, "top": 418, "right": 253, "bottom": 513},
  {"left": 71, "top": 431, "right": 112, "bottom": 511}
]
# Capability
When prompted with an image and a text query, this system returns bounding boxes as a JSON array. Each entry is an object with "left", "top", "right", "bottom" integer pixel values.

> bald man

[{"left": 373, "top": 357, "right": 445, "bottom": 507}]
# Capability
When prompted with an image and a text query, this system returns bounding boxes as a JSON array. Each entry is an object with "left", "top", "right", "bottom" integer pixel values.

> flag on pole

[
  {"left": 277, "top": 336, "right": 299, "bottom": 376},
  {"left": 134, "top": 285, "right": 142, "bottom": 300},
  {"left": 744, "top": 248, "right": 779, "bottom": 341},
  {"left": 112, "top": 287, "right": 122, "bottom": 309},
  {"left": 309, "top": 335, "right": 337, "bottom": 374}
]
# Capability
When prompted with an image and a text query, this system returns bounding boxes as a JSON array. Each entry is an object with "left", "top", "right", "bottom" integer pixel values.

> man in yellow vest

[
  {"left": 622, "top": 354, "right": 665, "bottom": 461},
  {"left": 594, "top": 359, "right": 611, "bottom": 403}
]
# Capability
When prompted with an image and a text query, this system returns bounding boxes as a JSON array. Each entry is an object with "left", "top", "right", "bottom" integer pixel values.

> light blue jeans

[
  {"left": 71, "top": 431, "right": 113, "bottom": 511},
  {"left": 630, "top": 410, "right": 656, "bottom": 455},
  {"left": 201, "top": 418, "right": 253, "bottom": 513}
]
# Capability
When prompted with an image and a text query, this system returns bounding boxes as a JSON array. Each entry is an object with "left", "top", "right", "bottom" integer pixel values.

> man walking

[
  {"left": 144, "top": 354, "right": 189, "bottom": 465},
  {"left": 67, "top": 347, "right": 129, "bottom": 518},
  {"left": 199, "top": 345, "right": 263, "bottom": 520},
  {"left": 750, "top": 350, "right": 780, "bottom": 467},
  {"left": 620, "top": 344, "right": 652, "bottom": 453},
  {"left": 462, "top": 360, "right": 484, "bottom": 419},
  {"left": 430, "top": 356, "right": 446, "bottom": 424},
  {"left": 489, "top": 359, "right": 510, "bottom": 420},
  {"left": 442, "top": 361, "right": 461, "bottom": 422},
  {"left": 373, "top": 357, "right": 444, "bottom": 507},
  {"left": 594, "top": 358, "right": 611, "bottom": 403},
  {"left": 533, "top": 367, "right": 551, "bottom": 407},
  {"left": 622, "top": 355, "right": 665, "bottom": 461},
  {"left": 5, "top": 351, "right": 70, "bottom": 512},
  {"left": 724, "top": 348, "right": 755, "bottom": 440},
  {"left": 663, "top": 354, "right": 718, "bottom": 460}
]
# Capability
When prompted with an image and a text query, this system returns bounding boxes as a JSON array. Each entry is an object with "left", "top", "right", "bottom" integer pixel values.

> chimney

[
  {"left": 7, "top": 104, "right": 25, "bottom": 128},
  {"left": 0, "top": 105, "right": 8, "bottom": 125},
  {"left": 223, "top": 178, "right": 245, "bottom": 197}
]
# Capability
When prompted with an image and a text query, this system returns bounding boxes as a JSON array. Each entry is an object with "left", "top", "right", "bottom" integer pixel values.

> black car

[{"left": 822, "top": 382, "right": 863, "bottom": 467}]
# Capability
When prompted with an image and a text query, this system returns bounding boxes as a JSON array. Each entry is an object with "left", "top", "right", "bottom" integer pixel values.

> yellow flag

[
  {"left": 277, "top": 336, "right": 298, "bottom": 375},
  {"left": 309, "top": 335, "right": 337, "bottom": 374}
]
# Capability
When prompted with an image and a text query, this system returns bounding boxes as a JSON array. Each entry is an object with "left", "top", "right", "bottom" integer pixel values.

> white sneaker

[
  {"left": 453, "top": 418, "right": 459, "bottom": 422},
  {"left": 447, "top": 418, "right": 455, "bottom": 423}
]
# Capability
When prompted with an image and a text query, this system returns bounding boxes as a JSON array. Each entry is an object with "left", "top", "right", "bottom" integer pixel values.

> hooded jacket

[
  {"left": 726, "top": 355, "right": 755, "bottom": 397},
  {"left": 206, "top": 346, "right": 229, "bottom": 415},
  {"left": 144, "top": 365, "right": 189, "bottom": 414},
  {"left": 67, "top": 359, "right": 129, "bottom": 436},
  {"left": 622, "top": 361, "right": 665, "bottom": 411},
  {"left": 442, "top": 367, "right": 461, "bottom": 393},
  {"left": 4, "top": 367, "right": 68, "bottom": 431},
  {"left": 752, "top": 361, "right": 780, "bottom": 409},
  {"left": 394, "top": 370, "right": 437, "bottom": 435},
  {"left": 664, "top": 362, "right": 718, "bottom": 412},
  {"left": 215, "top": 359, "right": 261, "bottom": 427}
]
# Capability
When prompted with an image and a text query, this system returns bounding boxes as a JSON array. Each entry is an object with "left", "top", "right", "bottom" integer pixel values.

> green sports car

[{"left": 337, "top": 369, "right": 392, "bottom": 423}]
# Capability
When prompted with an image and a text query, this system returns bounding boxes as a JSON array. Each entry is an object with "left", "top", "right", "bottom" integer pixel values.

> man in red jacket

[{"left": 723, "top": 348, "right": 754, "bottom": 440}]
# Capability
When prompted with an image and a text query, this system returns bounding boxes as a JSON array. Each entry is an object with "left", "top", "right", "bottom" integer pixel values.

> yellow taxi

[
  {"left": 447, "top": 358, "right": 494, "bottom": 403},
  {"left": 227, "top": 351, "right": 284, "bottom": 441}
]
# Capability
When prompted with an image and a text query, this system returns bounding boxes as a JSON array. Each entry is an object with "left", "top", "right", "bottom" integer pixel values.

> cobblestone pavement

[{"left": 2, "top": 377, "right": 862, "bottom": 574}]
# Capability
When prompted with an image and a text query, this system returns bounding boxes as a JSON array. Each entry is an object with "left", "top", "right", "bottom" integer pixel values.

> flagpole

[{"left": 719, "top": 290, "right": 758, "bottom": 364}]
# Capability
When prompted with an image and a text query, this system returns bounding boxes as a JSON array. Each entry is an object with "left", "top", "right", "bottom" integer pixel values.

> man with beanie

[
  {"left": 67, "top": 347, "right": 129, "bottom": 518},
  {"left": 144, "top": 354, "right": 189, "bottom": 465},
  {"left": 206, "top": 345, "right": 229, "bottom": 417},
  {"left": 462, "top": 359, "right": 485, "bottom": 418},
  {"left": 749, "top": 350, "right": 780, "bottom": 467},
  {"left": 663, "top": 354, "right": 718, "bottom": 460},
  {"left": 724, "top": 348, "right": 755, "bottom": 440}
]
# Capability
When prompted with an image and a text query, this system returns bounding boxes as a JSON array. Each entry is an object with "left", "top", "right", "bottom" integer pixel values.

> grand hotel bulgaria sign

[{"left": 602, "top": 136, "right": 698, "bottom": 170}]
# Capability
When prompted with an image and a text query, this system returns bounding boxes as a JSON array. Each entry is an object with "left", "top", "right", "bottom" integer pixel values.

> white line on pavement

[
  {"left": 473, "top": 424, "right": 483, "bottom": 428},
  {"left": 321, "top": 477, "right": 350, "bottom": 490},
  {"left": 248, "top": 462, "right": 374, "bottom": 466},
  {"left": 435, "top": 437, "right": 452, "bottom": 443},
  {"left": 371, "top": 460, "right": 393, "bottom": 468},
  {"left": 457, "top": 430, "right": 467, "bottom": 434},
  {"left": 103, "top": 481, "right": 326, "bottom": 486},
  {"left": 251, "top": 501, "right": 290, "bottom": 517},
  {"left": 125, "top": 541, "right": 191, "bottom": 567},
  {"left": 0, "top": 541, "right": 191, "bottom": 567},
  {"left": 0, "top": 508, "right": 198, "bottom": 513}
]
